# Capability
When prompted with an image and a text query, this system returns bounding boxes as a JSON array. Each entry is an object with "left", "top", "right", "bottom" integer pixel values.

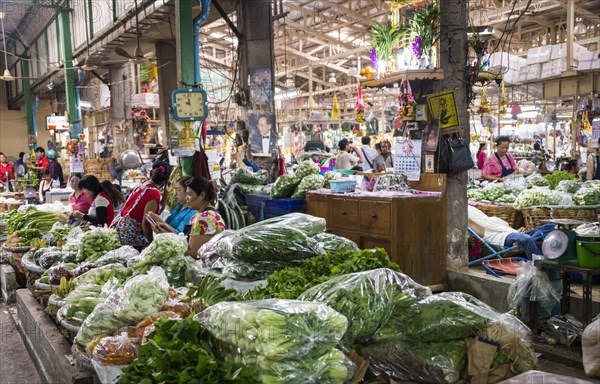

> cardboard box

[
  {"left": 552, "top": 58, "right": 579, "bottom": 75},
  {"left": 526, "top": 64, "right": 542, "bottom": 81},
  {"left": 132, "top": 93, "right": 160, "bottom": 108},
  {"left": 592, "top": 52, "right": 600, "bottom": 70},
  {"left": 503, "top": 69, "right": 520, "bottom": 84},
  {"left": 551, "top": 43, "right": 585, "bottom": 60},
  {"left": 538, "top": 45, "right": 552, "bottom": 63},
  {"left": 489, "top": 52, "right": 527, "bottom": 72},
  {"left": 526, "top": 47, "right": 541, "bottom": 65},
  {"left": 541, "top": 62, "right": 553, "bottom": 78},
  {"left": 518, "top": 66, "right": 528, "bottom": 82}
]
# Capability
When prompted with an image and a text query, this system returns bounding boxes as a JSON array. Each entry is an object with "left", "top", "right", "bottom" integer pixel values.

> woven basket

[
  {"left": 0, "top": 203, "right": 5, "bottom": 213},
  {"left": 6, "top": 203, "right": 23, "bottom": 211},
  {"left": 475, "top": 203, "right": 524, "bottom": 229},
  {"left": 521, "top": 206, "right": 599, "bottom": 231}
]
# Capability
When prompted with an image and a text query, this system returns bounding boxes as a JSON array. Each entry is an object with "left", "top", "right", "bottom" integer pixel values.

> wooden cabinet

[{"left": 307, "top": 175, "right": 447, "bottom": 286}]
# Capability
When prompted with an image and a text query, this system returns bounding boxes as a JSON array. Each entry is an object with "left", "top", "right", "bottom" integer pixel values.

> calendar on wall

[{"left": 394, "top": 138, "right": 422, "bottom": 181}]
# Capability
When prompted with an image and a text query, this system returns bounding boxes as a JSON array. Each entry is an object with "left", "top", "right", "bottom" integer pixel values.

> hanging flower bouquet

[
  {"left": 411, "top": 2, "right": 440, "bottom": 63},
  {"left": 371, "top": 21, "right": 406, "bottom": 73},
  {"left": 356, "top": 86, "right": 366, "bottom": 123}
]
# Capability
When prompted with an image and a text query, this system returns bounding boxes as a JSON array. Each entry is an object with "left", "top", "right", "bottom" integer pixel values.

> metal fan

[
  {"left": 0, "top": 15, "right": 38, "bottom": 81},
  {"left": 114, "top": 0, "right": 148, "bottom": 64},
  {"left": 482, "top": 114, "right": 498, "bottom": 129}
]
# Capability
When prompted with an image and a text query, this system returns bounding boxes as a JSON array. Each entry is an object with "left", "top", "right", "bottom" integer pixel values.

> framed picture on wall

[{"left": 414, "top": 104, "right": 430, "bottom": 122}]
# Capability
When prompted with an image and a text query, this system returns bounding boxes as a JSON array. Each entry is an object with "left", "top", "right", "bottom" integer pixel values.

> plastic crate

[
  {"left": 245, "top": 194, "right": 306, "bottom": 222},
  {"left": 329, "top": 179, "right": 357, "bottom": 193}
]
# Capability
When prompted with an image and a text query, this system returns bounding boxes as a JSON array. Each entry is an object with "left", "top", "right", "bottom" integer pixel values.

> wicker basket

[
  {"left": 0, "top": 203, "right": 5, "bottom": 213},
  {"left": 521, "top": 206, "right": 599, "bottom": 231},
  {"left": 86, "top": 158, "right": 116, "bottom": 181},
  {"left": 471, "top": 202, "right": 524, "bottom": 229}
]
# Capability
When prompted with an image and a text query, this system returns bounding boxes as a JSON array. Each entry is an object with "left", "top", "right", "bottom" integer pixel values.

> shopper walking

[
  {"left": 482, "top": 136, "right": 518, "bottom": 182},
  {"left": 111, "top": 161, "right": 170, "bottom": 247},
  {"left": 72, "top": 175, "right": 124, "bottom": 227}
]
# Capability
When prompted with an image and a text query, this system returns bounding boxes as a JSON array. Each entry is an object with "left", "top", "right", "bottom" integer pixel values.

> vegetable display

[
  {"left": 293, "top": 160, "right": 320, "bottom": 181},
  {"left": 6, "top": 208, "right": 59, "bottom": 233},
  {"left": 555, "top": 180, "right": 582, "bottom": 194},
  {"left": 65, "top": 284, "right": 105, "bottom": 324},
  {"left": 161, "top": 255, "right": 192, "bottom": 287},
  {"left": 94, "top": 246, "right": 139, "bottom": 267},
  {"left": 513, "top": 189, "right": 550, "bottom": 209},
  {"left": 5, "top": 229, "right": 42, "bottom": 248},
  {"left": 270, "top": 175, "right": 300, "bottom": 198},
  {"left": 298, "top": 268, "right": 429, "bottom": 348},
  {"left": 292, "top": 174, "right": 325, "bottom": 198},
  {"left": 525, "top": 173, "right": 550, "bottom": 188},
  {"left": 114, "top": 267, "right": 169, "bottom": 324},
  {"left": 231, "top": 167, "right": 268, "bottom": 185},
  {"left": 573, "top": 187, "right": 600, "bottom": 206},
  {"left": 120, "top": 316, "right": 257, "bottom": 384},
  {"left": 136, "top": 233, "right": 188, "bottom": 265},
  {"left": 312, "top": 233, "right": 359, "bottom": 253},
  {"left": 76, "top": 228, "right": 122, "bottom": 263},
  {"left": 467, "top": 185, "right": 516, "bottom": 204},
  {"left": 73, "top": 263, "right": 130, "bottom": 286},
  {"left": 543, "top": 171, "right": 577, "bottom": 190},
  {"left": 186, "top": 276, "right": 238, "bottom": 312}
]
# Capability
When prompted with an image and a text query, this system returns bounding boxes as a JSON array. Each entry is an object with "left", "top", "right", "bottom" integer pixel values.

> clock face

[{"left": 173, "top": 90, "right": 207, "bottom": 120}]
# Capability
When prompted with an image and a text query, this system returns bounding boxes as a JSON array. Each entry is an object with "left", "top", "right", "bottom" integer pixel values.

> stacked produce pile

[
  {"left": 468, "top": 173, "right": 599, "bottom": 208},
  {"left": 270, "top": 160, "right": 339, "bottom": 198}
]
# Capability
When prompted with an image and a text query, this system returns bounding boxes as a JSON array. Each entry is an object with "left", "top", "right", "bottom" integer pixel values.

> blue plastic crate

[
  {"left": 329, "top": 179, "right": 357, "bottom": 193},
  {"left": 245, "top": 194, "right": 306, "bottom": 222}
]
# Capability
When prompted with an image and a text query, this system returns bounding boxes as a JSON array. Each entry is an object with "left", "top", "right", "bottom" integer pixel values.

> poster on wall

[
  {"left": 249, "top": 68, "right": 273, "bottom": 105},
  {"left": 249, "top": 111, "right": 278, "bottom": 155},
  {"left": 427, "top": 90, "right": 460, "bottom": 131},
  {"left": 394, "top": 138, "right": 422, "bottom": 181},
  {"left": 169, "top": 120, "right": 200, "bottom": 157},
  {"left": 421, "top": 122, "right": 440, "bottom": 151}
]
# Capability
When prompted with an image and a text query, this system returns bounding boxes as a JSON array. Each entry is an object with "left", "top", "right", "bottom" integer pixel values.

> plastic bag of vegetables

[
  {"left": 65, "top": 284, "right": 105, "bottom": 324},
  {"left": 73, "top": 263, "right": 130, "bottom": 286},
  {"left": 504, "top": 175, "right": 527, "bottom": 193},
  {"left": 270, "top": 175, "right": 301, "bottom": 198},
  {"left": 76, "top": 228, "right": 122, "bottom": 263},
  {"left": 323, "top": 171, "right": 342, "bottom": 188},
  {"left": 256, "top": 348, "right": 355, "bottom": 384},
  {"left": 293, "top": 160, "right": 320, "bottom": 181},
  {"left": 359, "top": 339, "right": 467, "bottom": 384},
  {"left": 34, "top": 247, "right": 66, "bottom": 269},
  {"left": 547, "top": 191, "right": 574, "bottom": 206},
  {"left": 525, "top": 173, "right": 549, "bottom": 188},
  {"left": 312, "top": 233, "right": 359, "bottom": 253},
  {"left": 162, "top": 255, "right": 193, "bottom": 287},
  {"left": 292, "top": 174, "right": 325, "bottom": 198},
  {"left": 555, "top": 180, "right": 582, "bottom": 194},
  {"left": 573, "top": 187, "right": 600, "bottom": 206},
  {"left": 94, "top": 245, "right": 140, "bottom": 267},
  {"left": 517, "top": 160, "right": 537, "bottom": 176},
  {"left": 197, "top": 299, "right": 348, "bottom": 361},
  {"left": 298, "top": 268, "right": 430, "bottom": 348},
  {"left": 114, "top": 267, "right": 170, "bottom": 324},
  {"left": 76, "top": 292, "right": 126, "bottom": 349},
  {"left": 231, "top": 167, "right": 268, "bottom": 185},
  {"left": 257, "top": 213, "right": 326, "bottom": 237},
  {"left": 513, "top": 189, "right": 550, "bottom": 209},
  {"left": 138, "top": 233, "right": 188, "bottom": 265}
]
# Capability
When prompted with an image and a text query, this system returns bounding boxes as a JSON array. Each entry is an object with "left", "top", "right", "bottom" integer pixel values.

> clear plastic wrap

[
  {"left": 517, "top": 160, "right": 536, "bottom": 176},
  {"left": 230, "top": 166, "right": 268, "bottom": 185},
  {"left": 573, "top": 187, "right": 600, "bottom": 206},
  {"left": 161, "top": 255, "right": 192, "bottom": 287},
  {"left": 547, "top": 191, "right": 574, "bottom": 206},
  {"left": 137, "top": 233, "right": 188, "bottom": 265},
  {"left": 197, "top": 299, "right": 348, "bottom": 361},
  {"left": 312, "top": 233, "right": 360, "bottom": 253},
  {"left": 134, "top": 310, "right": 181, "bottom": 343},
  {"left": 33, "top": 247, "right": 67, "bottom": 269},
  {"left": 256, "top": 213, "right": 326, "bottom": 237},
  {"left": 293, "top": 160, "right": 320, "bottom": 181},
  {"left": 504, "top": 175, "right": 527, "bottom": 193},
  {"left": 206, "top": 256, "right": 305, "bottom": 280},
  {"left": 72, "top": 262, "right": 97, "bottom": 277},
  {"left": 359, "top": 339, "right": 467, "bottom": 384},
  {"left": 298, "top": 268, "right": 430, "bottom": 348},
  {"left": 270, "top": 174, "right": 301, "bottom": 198},
  {"left": 555, "top": 180, "right": 582, "bottom": 194},
  {"left": 65, "top": 284, "right": 104, "bottom": 324},
  {"left": 47, "top": 262, "right": 77, "bottom": 285},
  {"left": 76, "top": 228, "right": 122, "bottom": 263},
  {"left": 507, "top": 262, "right": 561, "bottom": 317},
  {"left": 114, "top": 267, "right": 169, "bottom": 324},
  {"left": 92, "top": 332, "right": 139, "bottom": 365},
  {"left": 215, "top": 223, "right": 325, "bottom": 265},
  {"left": 256, "top": 348, "right": 355, "bottom": 384},
  {"left": 575, "top": 222, "right": 600, "bottom": 236},
  {"left": 525, "top": 173, "right": 550, "bottom": 188},
  {"left": 292, "top": 174, "right": 325, "bottom": 198},
  {"left": 582, "top": 315, "right": 600, "bottom": 378},
  {"left": 91, "top": 360, "right": 125, "bottom": 384},
  {"left": 513, "top": 189, "right": 551, "bottom": 209},
  {"left": 546, "top": 314, "right": 583, "bottom": 346},
  {"left": 95, "top": 246, "right": 140, "bottom": 267},
  {"left": 73, "top": 263, "right": 130, "bottom": 286},
  {"left": 76, "top": 290, "right": 125, "bottom": 348}
]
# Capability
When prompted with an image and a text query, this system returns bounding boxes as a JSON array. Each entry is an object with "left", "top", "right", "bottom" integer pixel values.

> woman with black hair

[
  {"left": 72, "top": 175, "right": 125, "bottom": 226},
  {"left": 476, "top": 143, "right": 487, "bottom": 170},
  {"left": 183, "top": 176, "right": 225, "bottom": 257},
  {"left": 111, "top": 161, "right": 171, "bottom": 247},
  {"left": 482, "top": 136, "right": 518, "bottom": 182}
]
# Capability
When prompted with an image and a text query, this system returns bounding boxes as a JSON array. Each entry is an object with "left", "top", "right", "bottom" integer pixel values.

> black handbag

[{"left": 437, "top": 133, "right": 474, "bottom": 174}]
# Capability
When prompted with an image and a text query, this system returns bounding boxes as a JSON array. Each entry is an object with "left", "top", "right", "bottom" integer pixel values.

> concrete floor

[{"left": 0, "top": 302, "right": 42, "bottom": 384}]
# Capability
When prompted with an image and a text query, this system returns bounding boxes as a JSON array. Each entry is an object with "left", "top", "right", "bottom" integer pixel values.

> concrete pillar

[
  {"left": 440, "top": 0, "right": 470, "bottom": 270},
  {"left": 156, "top": 40, "right": 177, "bottom": 144},
  {"left": 108, "top": 64, "right": 132, "bottom": 151}
]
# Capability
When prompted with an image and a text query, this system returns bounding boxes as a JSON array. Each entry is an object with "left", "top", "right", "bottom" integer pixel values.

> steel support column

[
  {"left": 57, "top": 1, "right": 80, "bottom": 138},
  {"left": 175, "top": 0, "right": 195, "bottom": 86},
  {"left": 21, "top": 58, "right": 34, "bottom": 139}
]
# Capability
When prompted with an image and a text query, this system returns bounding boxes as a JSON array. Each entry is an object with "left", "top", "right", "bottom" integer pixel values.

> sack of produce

[
  {"left": 216, "top": 222, "right": 325, "bottom": 265},
  {"left": 555, "top": 180, "right": 582, "bottom": 194},
  {"left": 582, "top": 315, "right": 600, "bottom": 378},
  {"left": 323, "top": 171, "right": 342, "bottom": 188},
  {"left": 47, "top": 262, "right": 78, "bottom": 285},
  {"left": 573, "top": 187, "right": 600, "bottom": 206},
  {"left": 257, "top": 213, "right": 326, "bottom": 237},
  {"left": 293, "top": 160, "right": 320, "bottom": 181},
  {"left": 65, "top": 284, "right": 105, "bottom": 324},
  {"left": 198, "top": 299, "right": 348, "bottom": 361},
  {"left": 517, "top": 160, "right": 536, "bottom": 176},
  {"left": 231, "top": 166, "right": 268, "bottom": 185},
  {"left": 33, "top": 247, "right": 65, "bottom": 269},
  {"left": 548, "top": 191, "right": 574, "bottom": 206},
  {"left": 76, "top": 295, "right": 125, "bottom": 349},
  {"left": 313, "top": 233, "right": 359, "bottom": 253},
  {"left": 114, "top": 267, "right": 170, "bottom": 324},
  {"left": 292, "top": 174, "right": 325, "bottom": 198},
  {"left": 73, "top": 263, "right": 130, "bottom": 286},
  {"left": 359, "top": 339, "right": 467, "bottom": 384},
  {"left": 162, "top": 255, "right": 193, "bottom": 287},
  {"left": 270, "top": 174, "right": 300, "bottom": 198},
  {"left": 77, "top": 228, "right": 122, "bottom": 263},
  {"left": 255, "top": 348, "right": 354, "bottom": 384},
  {"left": 525, "top": 173, "right": 549, "bottom": 188},
  {"left": 504, "top": 175, "right": 527, "bottom": 193},
  {"left": 95, "top": 245, "right": 140, "bottom": 267},
  {"left": 137, "top": 233, "right": 188, "bottom": 265},
  {"left": 298, "top": 268, "right": 430, "bottom": 348},
  {"left": 513, "top": 189, "right": 550, "bottom": 209},
  {"left": 92, "top": 332, "right": 139, "bottom": 366}
]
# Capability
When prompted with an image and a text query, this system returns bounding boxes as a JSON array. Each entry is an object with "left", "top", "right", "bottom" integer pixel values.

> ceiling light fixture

[
  {"left": 574, "top": 18, "right": 587, "bottom": 36},
  {"left": 328, "top": 73, "right": 336, "bottom": 84},
  {"left": 0, "top": 15, "right": 15, "bottom": 81},
  {"left": 285, "top": 75, "right": 295, "bottom": 88}
]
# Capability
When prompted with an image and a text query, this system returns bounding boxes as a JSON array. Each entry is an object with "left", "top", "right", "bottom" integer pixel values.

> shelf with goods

[{"left": 360, "top": 68, "right": 445, "bottom": 89}]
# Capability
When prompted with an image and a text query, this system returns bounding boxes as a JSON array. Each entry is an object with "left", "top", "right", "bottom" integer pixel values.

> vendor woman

[
  {"left": 183, "top": 176, "right": 225, "bottom": 258},
  {"left": 146, "top": 176, "right": 198, "bottom": 235},
  {"left": 72, "top": 175, "right": 124, "bottom": 227},
  {"left": 68, "top": 173, "right": 93, "bottom": 225},
  {"left": 482, "top": 135, "right": 518, "bottom": 182}
]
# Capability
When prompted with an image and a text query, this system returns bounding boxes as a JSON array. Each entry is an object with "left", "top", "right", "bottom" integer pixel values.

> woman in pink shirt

[
  {"left": 68, "top": 173, "right": 93, "bottom": 225},
  {"left": 476, "top": 143, "right": 487, "bottom": 169},
  {"left": 482, "top": 136, "right": 518, "bottom": 182}
]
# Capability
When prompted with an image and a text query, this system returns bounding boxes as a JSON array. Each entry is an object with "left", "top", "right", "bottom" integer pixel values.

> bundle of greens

[
  {"left": 245, "top": 248, "right": 400, "bottom": 300},
  {"left": 298, "top": 268, "right": 429, "bottom": 348},
  {"left": 6, "top": 208, "right": 58, "bottom": 233},
  {"left": 292, "top": 174, "right": 325, "bottom": 198},
  {"left": 270, "top": 175, "right": 301, "bottom": 198},
  {"left": 544, "top": 171, "right": 577, "bottom": 190},
  {"left": 187, "top": 276, "right": 238, "bottom": 312},
  {"left": 199, "top": 300, "right": 348, "bottom": 360},
  {"left": 76, "top": 228, "right": 122, "bottom": 263},
  {"left": 137, "top": 233, "right": 188, "bottom": 265},
  {"left": 231, "top": 167, "right": 268, "bottom": 185},
  {"left": 6, "top": 229, "right": 42, "bottom": 248},
  {"left": 573, "top": 187, "right": 600, "bottom": 206},
  {"left": 114, "top": 267, "right": 169, "bottom": 324},
  {"left": 119, "top": 316, "right": 258, "bottom": 384},
  {"left": 312, "top": 233, "right": 359, "bottom": 253}
]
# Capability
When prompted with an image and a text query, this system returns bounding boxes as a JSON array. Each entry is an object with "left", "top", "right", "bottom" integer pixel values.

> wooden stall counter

[{"left": 307, "top": 174, "right": 447, "bottom": 286}]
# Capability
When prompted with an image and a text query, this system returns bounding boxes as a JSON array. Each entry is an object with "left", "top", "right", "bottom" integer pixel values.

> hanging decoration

[
  {"left": 331, "top": 94, "right": 340, "bottom": 121},
  {"left": 355, "top": 86, "right": 366, "bottom": 123},
  {"left": 396, "top": 79, "right": 416, "bottom": 122},
  {"left": 498, "top": 79, "right": 508, "bottom": 115},
  {"left": 477, "top": 88, "right": 492, "bottom": 115},
  {"left": 410, "top": 1, "right": 440, "bottom": 69}
]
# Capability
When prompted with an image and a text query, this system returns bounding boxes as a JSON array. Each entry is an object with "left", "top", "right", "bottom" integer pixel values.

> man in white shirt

[
  {"left": 360, "top": 136, "right": 378, "bottom": 171},
  {"left": 335, "top": 139, "right": 363, "bottom": 170},
  {"left": 468, "top": 206, "right": 554, "bottom": 259}
]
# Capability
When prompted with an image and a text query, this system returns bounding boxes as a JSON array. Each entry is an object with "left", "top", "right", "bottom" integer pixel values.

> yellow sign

[{"left": 427, "top": 90, "right": 460, "bottom": 130}]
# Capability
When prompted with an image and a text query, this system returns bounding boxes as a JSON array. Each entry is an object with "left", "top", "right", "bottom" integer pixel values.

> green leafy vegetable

[
  {"left": 77, "top": 228, "right": 122, "bottom": 263},
  {"left": 543, "top": 171, "right": 577, "bottom": 190},
  {"left": 187, "top": 276, "right": 238, "bottom": 312},
  {"left": 525, "top": 174, "right": 550, "bottom": 188},
  {"left": 573, "top": 187, "right": 600, "bottom": 206},
  {"left": 292, "top": 174, "right": 325, "bottom": 198},
  {"left": 312, "top": 233, "right": 359, "bottom": 253},
  {"left": 513, "top": 189, "right": 550, "bottom": 209}
]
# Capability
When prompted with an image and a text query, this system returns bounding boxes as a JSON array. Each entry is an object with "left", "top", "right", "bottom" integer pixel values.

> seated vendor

[
  {"left": 468, "top": 205, "right": 555, "bottom": 259},
  {"left": 147, "top": 176, "right": 198, "bottom": 236},
  {"left": 482, "top": 136, "right": 518, "bottom": 182}
]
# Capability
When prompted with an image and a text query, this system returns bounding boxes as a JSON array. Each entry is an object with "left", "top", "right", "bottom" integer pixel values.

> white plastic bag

[
  {"left": 575, "top": 222, "right": 600, "bottom": 236},
  {"left": 582, "top": 315, "right": 600, "bottom": 378}
]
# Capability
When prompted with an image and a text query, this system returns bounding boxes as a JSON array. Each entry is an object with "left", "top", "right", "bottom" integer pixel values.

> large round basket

[
  {"left": 2, "top": 244, "right": 32, "bottom": 287},
  {"left": 521, "top": 206, "right": 599, "bottom": 231},
  {"left": 6, "top": 203, "right": 23, "bottom": 211},
  {"left": 56, "top": 306, "right": 81, "bottom": 343},
  {"left": 47, "top": 294, "right": 67, "bottom": 317},
  {"left": 21, "top": 251, "right": 46, "bottom": 274},
  {"left": 470, "top": 202, "right": 524, "bottom": 229}
]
